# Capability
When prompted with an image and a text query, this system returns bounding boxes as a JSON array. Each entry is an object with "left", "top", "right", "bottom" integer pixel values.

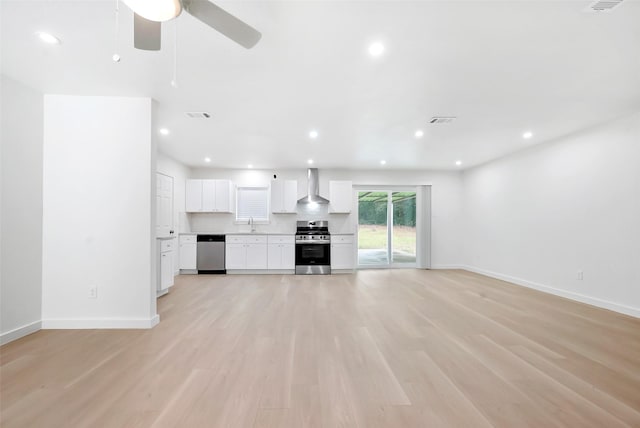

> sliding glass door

[
  {"left": 357, "top": 190, "right": 417, "bottom": 267},
  {"left": 357, "top": 192, "right": 389, "bottom": 266}
]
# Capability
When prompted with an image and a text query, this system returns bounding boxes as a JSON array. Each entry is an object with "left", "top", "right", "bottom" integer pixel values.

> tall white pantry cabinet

[{"left": 156, "top": 173, "right": 174, "bottom": 237}]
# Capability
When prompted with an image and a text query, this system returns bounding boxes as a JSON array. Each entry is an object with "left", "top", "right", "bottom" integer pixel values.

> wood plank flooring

[{"left": 1, "top": 269, "right": 639, "bottom": 427}]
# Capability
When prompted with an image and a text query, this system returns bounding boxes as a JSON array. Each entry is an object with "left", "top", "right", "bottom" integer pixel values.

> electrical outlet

[
  {"left": 576, "top": 270, "right": 583, "bottom": 281},
  {"left": 88, "top": 285, "right": 98, "bottom": 299}
]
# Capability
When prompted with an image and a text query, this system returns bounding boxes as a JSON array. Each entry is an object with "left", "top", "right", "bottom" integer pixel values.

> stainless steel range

[{"left": 295, "top": 220, "right": 331, "bottom": 275}]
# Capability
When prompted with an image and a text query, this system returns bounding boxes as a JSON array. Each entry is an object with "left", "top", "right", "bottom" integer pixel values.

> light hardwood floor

[{"left": 1, "top": 269, "right": 639, "bottom": 427}]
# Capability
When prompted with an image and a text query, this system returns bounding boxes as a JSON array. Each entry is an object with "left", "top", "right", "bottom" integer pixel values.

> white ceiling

[{"left": 2, "top": 0, "right": 639, "bottom": 170}]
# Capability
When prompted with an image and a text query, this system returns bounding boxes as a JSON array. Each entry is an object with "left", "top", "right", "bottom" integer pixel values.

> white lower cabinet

[
  {"left": 179, "top": 234, "right": 197, "bottom": 271},
  {"left": 331, "top": 234, "right": 355, "bottom": 270},
  {"left": 158, "top": 238, "right": 175, "bottom": 295},
  {"left": 225, "top": 243, "right": 246, "bottom": 269},
  {"left": 246, "top": 244, "right": 269, "bottom": 269},
  {"left": 226, "top": 235, "right": 268, "bottom": 270},
  {"left": 161, "top": 252, "right": 173, "bottom": 287},
  {"left": 267, "top": 235, "right": 295, "bottom": 270}
]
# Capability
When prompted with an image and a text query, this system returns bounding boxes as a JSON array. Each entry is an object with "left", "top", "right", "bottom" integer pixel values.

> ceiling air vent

[
  {"left": 185, "top": 112, "right": 211, "bottom": 118},
  {"left": 429, "top": 117, "right": 456, "bottom": 124},
  {"left": 585, "top": 0, "right": 624, "bottom": 12}
]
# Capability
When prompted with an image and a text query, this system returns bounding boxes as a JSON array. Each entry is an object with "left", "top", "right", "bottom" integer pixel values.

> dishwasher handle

[{"left": 197, "top": 234, "right": 226, "bottom": 242}]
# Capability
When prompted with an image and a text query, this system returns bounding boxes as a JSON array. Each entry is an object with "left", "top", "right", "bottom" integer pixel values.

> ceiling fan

[{"left": 121, "top": 0, "right": 261, "bottom": 51}]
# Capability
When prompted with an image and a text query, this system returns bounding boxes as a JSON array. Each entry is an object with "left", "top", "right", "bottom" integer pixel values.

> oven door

[{"left": 295, "top": 242, "right": 331, "bottom": 274}]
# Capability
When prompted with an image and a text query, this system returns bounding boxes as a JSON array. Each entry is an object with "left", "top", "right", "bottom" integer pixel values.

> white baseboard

[
  {"left": 0, "top": 320, "right": 42, "bottom": 345},
  {"left": 42, "top": 315, "right": 160, "bottom": 329},
  {"left": 461, "top": 265, "right": 640, "bottom": 319},
  {"left": 332, "top": 269, "right": 356, "bottom": 274},
  {"left": 149, "top": 314, "right": 160, "bottom": 328},
  {"left": 226, "top": 270, "right": 295, "bottom": 275},
  {"left": 430, "top": 264, "right": 464, "bottom": 270}
]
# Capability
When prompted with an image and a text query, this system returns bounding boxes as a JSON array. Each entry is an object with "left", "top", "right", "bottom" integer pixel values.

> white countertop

[
  {"left": 187, "top": 232, "right": 295, "bottom": 236},
  {"left": 182, "top": 231, "right": 353, "bottom": 235}
]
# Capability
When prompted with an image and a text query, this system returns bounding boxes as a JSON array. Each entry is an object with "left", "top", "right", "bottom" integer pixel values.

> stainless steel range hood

[{"left": 297, "top": 168, "right": 329, "bottom": 204}]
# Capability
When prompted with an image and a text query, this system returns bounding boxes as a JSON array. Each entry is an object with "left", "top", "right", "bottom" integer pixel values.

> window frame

[{"left": 235, "top": 186, "right": 270, "bottom": 224}]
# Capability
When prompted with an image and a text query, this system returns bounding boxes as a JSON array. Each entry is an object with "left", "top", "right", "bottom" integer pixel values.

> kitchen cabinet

[
  {"left": 331, "top": 234, "right": 355, "bottom": 270},
  {"left": 156, "top": 173, "right": 173, "bottom": 237},
  {"left": 157, "top": 238, "right": 175, "bottom": 296},
  {"left": 185, "top": 180, "right": 203, "bottom": 212},
  {"left": 214, "top": 180, "right": 233, "bottom": 212},
  {"left": 328, "top": 181, "right": 353, "bottom": 213},
  {"left": 225, "top": 235, "right": 268, "bottom": 270},
  {"left": 225, "top": 243, "right": 246, "bottom": 270},
  {"left": 271, "top": 180, "right": 298, "bottom": 213},
  {"left": 202, "top": 180, "right": 216, "bottom": 211},
  {"left": 179, "top": 234, "right": 197, "bottom": 271},
  {"left": 185, "top": 179, "right": 234, "bottom": 213},
  {"left": 267, "top": 235, "right": 295, "bottom": 269}
]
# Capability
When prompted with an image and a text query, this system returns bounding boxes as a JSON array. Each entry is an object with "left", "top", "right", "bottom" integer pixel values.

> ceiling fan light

[{"left": 123, "top": 0, "right": 182, "bottom": 22}]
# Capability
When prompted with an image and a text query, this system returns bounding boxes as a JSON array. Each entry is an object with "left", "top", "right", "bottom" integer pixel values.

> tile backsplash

[{"left": 186, "top": 204, "right": 354, "bottom": 235}]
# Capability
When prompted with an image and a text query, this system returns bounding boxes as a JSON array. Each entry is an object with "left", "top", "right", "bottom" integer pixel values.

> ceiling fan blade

[
  {"left": 134, "top": 13, "right": 161, "bottom": 51},
  {"left": 182, "top": 0, "right": 261, "bottom": 49}
]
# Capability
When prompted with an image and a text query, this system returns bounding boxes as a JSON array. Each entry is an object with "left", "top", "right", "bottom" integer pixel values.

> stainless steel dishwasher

[{"left": 197, "top": 235, "right": 226, "bottom": 274}]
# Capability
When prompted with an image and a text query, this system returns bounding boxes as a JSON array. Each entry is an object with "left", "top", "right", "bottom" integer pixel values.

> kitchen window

[{"left": 236, "top": 186, "right": 269, "bottom": 222}]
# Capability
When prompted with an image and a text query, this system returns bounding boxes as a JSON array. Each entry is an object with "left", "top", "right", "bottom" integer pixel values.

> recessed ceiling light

[
  {"left": 247, "top": 164, "right": 253, "bottom": 169},
  {"left": 455, "top": 160, "right": 462, "bottom": 166},
  {"left": 309, "top": 130, "right": 319, "bottom": 139},
  {"left": 523, "top": 131, "right": 533, "bottom": 139},
  {"left": 159, "top": 128, "right": 169, "bottom": 135},
  {"left": 36, "top": 32, "right": 61, "bottom": 45},
  {"left": 121, "top": 0, "right": 181, "bottom": 22},
  {"left": 415, "top": 130, "right": 424, "bottom": 138},
  {"left": 204, "top": 157, "right": 211, "bottom": 163},
  {"left": 368, "top": 41, "right": 385, "bottom": 57},
  {"left": 112, "top": 54, "right": 121, "bottom": 63},
  {"left": 307, "top": 159, "right": 314, "bottom": 165},
  {"left": 380, "top": 160, "right": 386, "bottom": 165}
]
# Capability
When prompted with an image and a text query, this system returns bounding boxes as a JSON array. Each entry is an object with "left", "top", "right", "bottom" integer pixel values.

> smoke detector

[
  {"left": 429, "top": 117, "right": 456, "bottom": 124},
  {"left": 584, "top": 0, "right": 624, "bottom": 12},
  {"left": 185, "top": 112, "right": 211, "bottom": 119}
]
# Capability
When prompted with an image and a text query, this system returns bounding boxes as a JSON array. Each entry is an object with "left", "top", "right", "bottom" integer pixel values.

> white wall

[
  {"left": 462, "top": 112, "right": 640, "bottom": 317},
  {"left": 157, "top": 151, "right": 192, "bottom": 272},
  {"left": 187, "top": 168, "right": 463, "bottom": 268},
  {"left": 42, "top": 95, "right": 157, "bottom": 328},
  {"left": 0, "top": 76, "right": 43, "bottom": 344}
]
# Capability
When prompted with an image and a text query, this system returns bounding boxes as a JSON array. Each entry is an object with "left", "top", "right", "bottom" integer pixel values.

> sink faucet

[{"left": 249, "top": 216, "right": 256, "bottom": 232}]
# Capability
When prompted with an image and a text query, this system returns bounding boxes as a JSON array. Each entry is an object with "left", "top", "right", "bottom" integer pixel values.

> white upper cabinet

[
  {"left": 185, "top": 179, "right": 234, "bottom": 213},
  {"left": 202, "top": 180, "right": 216, "bottom": 211},
  {"left": 215, "top": 180, "right": 233, "bottom": 212},
  {"left": 185, "top": 179, "right": 203, "bottom": 212},
  {"left": 328, "top": 180, "right": 353, "bottom": 213},
  {"left": 271, "top": 179, "right": 298, "bottom": 213}
]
